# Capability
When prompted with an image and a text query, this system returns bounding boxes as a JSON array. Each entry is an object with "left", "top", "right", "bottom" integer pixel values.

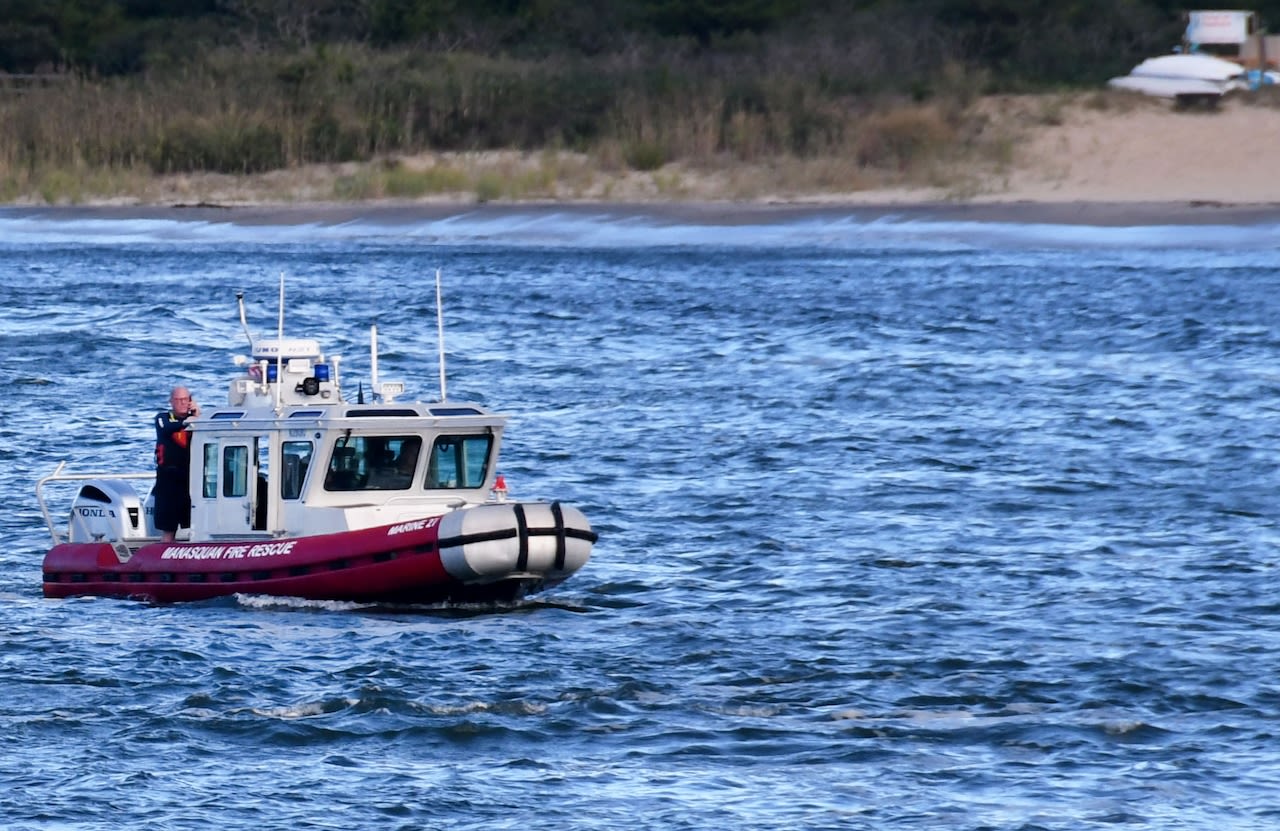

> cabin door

[{"left": 198, "top": 437, "right": 261, "bottom": 536}]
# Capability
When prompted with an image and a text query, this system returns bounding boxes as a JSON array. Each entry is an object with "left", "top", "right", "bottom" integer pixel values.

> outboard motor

[{"left": 67, "top": 479, "right": 149, "bottom": 543}]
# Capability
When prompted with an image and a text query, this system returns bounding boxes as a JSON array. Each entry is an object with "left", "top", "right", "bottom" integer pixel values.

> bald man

[{"left": 153, "top": 386, "right": 200, "bottom": 542}]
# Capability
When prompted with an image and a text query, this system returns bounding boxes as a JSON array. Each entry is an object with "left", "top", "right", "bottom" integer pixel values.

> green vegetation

[{"left": 0, "top": 1, "right": 1270, "bottom": 203}]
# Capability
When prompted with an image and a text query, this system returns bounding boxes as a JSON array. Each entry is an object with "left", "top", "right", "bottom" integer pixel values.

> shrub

[
  {"left": 333, "top": 170, "right": 379, "bottom": 199},
  {"left": 624, "top": 140, "right": 666, "bottom": 171},
  {"left": 148, "top": 121, "right": 286, "bottom": 174},
  {"left": 855, "top": 107, "right": 954, "bottom": 170},
  {"left": 305, "top": 112, "right": 363, "bottom": 162},
  {"left": 474, "top": 172, "right": 504, "bottom": 202},
  {"left": 383, "top": 164, "right": 468, "bottom": 196}
]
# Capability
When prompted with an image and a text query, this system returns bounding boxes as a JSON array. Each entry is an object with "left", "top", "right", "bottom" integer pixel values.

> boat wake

[{"left": 231, "top": 592, "right": 587, "bottom": 617}]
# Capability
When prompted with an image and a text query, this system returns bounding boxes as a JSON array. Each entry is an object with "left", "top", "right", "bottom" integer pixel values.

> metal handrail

[
  {"left": 36, "top": 462, "right": 154, "bottom": 545},
  {"left": 381, "top": 494, "right": 469, "bottom": 508}
]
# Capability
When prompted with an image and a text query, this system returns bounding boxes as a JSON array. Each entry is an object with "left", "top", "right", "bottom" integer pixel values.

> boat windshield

[
  {"left": 324, "top": 435, "right": 422, "bottom": 491},
  {"left": 424, "top": 435, "right": 492, "bottom": 489},
  {"left": 322, "top": 433, "right": 493, "bottom": 492}
]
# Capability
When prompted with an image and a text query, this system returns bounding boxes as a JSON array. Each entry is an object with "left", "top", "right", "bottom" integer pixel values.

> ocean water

[{"left": 2, "top": 206, "right": 1280, "bottom": 830}]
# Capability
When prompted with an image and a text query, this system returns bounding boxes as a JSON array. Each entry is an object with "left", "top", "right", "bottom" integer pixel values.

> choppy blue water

[{"left": 2, "top": 205, "right": 1280, "bottom": 830}]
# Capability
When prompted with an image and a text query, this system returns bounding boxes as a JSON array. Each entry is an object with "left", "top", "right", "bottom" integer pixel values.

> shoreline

[
  {"left": 4, "top": 198, "right": 1280, "bottom": 228},
  {"left": 6, "top": 93, "right": 1280, "bottom": 228}
]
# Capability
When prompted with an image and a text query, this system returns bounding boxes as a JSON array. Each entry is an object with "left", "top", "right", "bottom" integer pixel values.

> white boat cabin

[{"left": 190, "top": 333, "right": 507, "bottom": 541}]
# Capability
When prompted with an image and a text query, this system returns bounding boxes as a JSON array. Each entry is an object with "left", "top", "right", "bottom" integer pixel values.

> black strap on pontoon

[
  {"left": 551, "top": 502, "right": 566, "bottom": 570},
  {"left": 514, "top": 503, "right": 529, "bottom": 571}
]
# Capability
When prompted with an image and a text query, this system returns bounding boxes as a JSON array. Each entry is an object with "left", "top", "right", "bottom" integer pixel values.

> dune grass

[{"left": 0, "top": 43, "right": 1032, "bottom": 205}]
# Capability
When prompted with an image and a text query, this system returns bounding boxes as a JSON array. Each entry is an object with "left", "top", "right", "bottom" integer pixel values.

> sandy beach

[
  {"left": 775, "top": 93, "right": 1280, "bottom": 224},
  {"left": 4, "top": 93, "right": 1279, "bottom": 226},
  {"left": 965, "top": 94, "right": 1280, "bottom": 211}
]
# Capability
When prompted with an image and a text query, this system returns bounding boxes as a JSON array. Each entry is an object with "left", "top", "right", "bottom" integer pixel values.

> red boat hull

[{"left": 43, "top": 513, "right": 574, "bottom": 604}]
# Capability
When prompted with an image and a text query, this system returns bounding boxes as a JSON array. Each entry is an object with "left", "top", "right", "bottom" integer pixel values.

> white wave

[
  {"left": 233, "top": 593, "right": 374, "bottom": 613},
  {"left": 249, "top": 700, "right": 351, "bottom": 719},
  {"left": 1, "top": 206, "right": 1278, "bottom": 252}
]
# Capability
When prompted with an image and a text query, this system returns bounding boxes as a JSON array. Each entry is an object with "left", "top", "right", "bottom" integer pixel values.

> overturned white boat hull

[
  {"left": 1108, "top": 53, "right": 1248, "bottom": 100},
  {"left": 1107, "top": 74, "right": 1232, "bottom": 99}
]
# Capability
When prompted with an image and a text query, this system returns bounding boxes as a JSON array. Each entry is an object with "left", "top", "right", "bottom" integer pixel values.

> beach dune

[{"left": 978, "top": 95, "right": 1280, "bottom": 205}]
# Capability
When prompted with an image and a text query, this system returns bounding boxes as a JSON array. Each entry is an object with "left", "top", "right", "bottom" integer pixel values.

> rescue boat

[{"left": 36, "top": 284, "right": 596, "bottom": 605}]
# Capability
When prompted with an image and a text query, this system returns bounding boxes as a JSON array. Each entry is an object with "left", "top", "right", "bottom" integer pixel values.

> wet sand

[{"left": 4, "top": 199, "right": 1278, "bottom": 228}]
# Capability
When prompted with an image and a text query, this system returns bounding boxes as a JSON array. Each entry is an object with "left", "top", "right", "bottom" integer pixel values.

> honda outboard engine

[{"left": 67, "top": 479, "right": 150, "bottom": 543}]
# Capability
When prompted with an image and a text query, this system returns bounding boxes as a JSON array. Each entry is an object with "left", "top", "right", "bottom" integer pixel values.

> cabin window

[
  {"left": 281, "top": 440, "right": 313, "bottom": 500},
  {"left": 425, "top": 435, "right": 492, "bottom": 489},
  {"left": 202, "top": 445, "right": 219, "bottom": 498},
  {"left": 223, "top": 446, "right": 249, "bottom": 497},
  {"left": 323, "top": 435, "right": 423, "bottom": 492}
]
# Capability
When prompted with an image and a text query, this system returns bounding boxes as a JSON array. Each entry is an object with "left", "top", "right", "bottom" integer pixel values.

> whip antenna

[
  {"left": 236, "top": 291, "right": 252, "bottom": 346},
  {"left": 370, "top": 324, "right": 379, "bottom": 394},
  {"left": 275, "top": 272, "right": 285, "bottom": 411},
  {"left": 436, "top": 268, "right": 447, "bottom": 402}
]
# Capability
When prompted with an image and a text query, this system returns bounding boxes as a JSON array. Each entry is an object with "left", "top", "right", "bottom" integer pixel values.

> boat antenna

[
  {"left": 436, "top": 268, "right": 447, "bottom": 402},
  {"left": 236, "top": 291, "right": 252, "bottom": 347},
  {"left": 370, "top": 324, "right": 379, "bottom": 400},
  {"left": 275, "top": 272, "right": 285, "bottom": 412}
]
